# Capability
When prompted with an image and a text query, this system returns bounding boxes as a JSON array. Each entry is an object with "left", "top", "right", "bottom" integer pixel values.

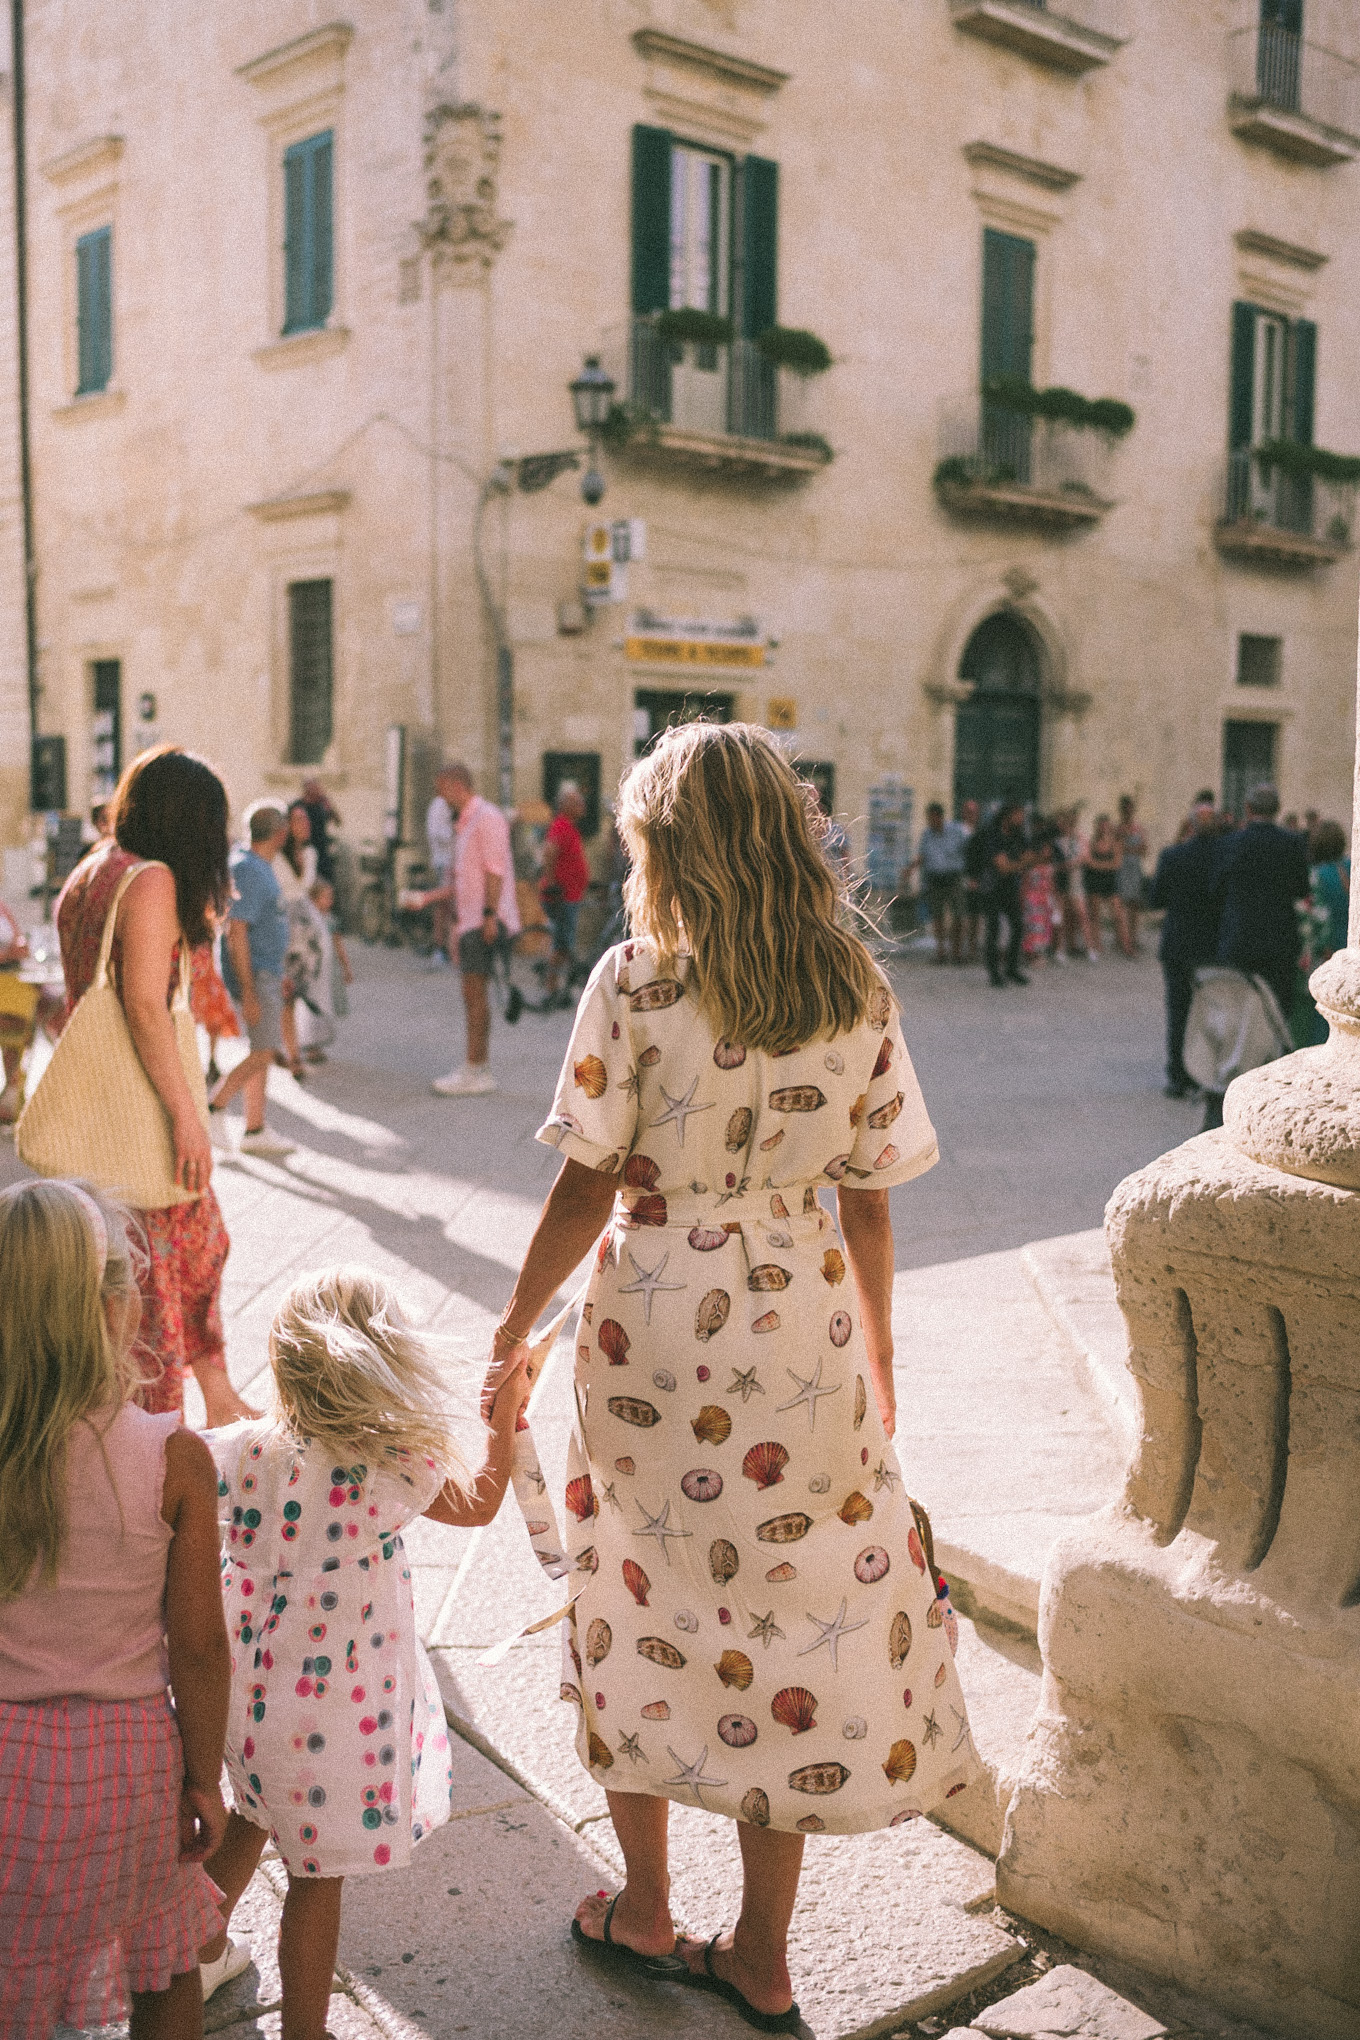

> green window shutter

[
  {"left": 289, "top": 579, "right": 334, "bottom": 765},
  {"left": 738, "top": 154, "right": 778, "bottom": 338},
  {"left": 981, "top": 227, "right": 1034, "bottom": 383},
  {"left": 1291, "top": 317, "right": 1316, "bottom": 445},
  {"left": 284, "top": 131, "right": 333, "bottom": 334},
  {"left": 1229, "top": 300, "right": 1257, "bottom": 450},
  {"left": 76, "top": 225, "right": 112, "bottom": 394},
  {"left": 631, "top": 125, "right": 672, "bottom": 315}
]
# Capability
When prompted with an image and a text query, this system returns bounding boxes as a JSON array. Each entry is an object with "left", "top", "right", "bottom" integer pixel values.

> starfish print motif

[
  {"left": 748, "top": 1610, "right": 785, "bottom": 1649},
  {"left": 649, "top": 1076, "right": 715, "bottom": 1147},
  {"left": 617, "top": 1249, "right": 686, "bottom": 1324},
  {"left": 617, "top": 1732, "right": 647, "bottom": 1765},
  {"left": 663, "top": 1744, "right": 728, "bottom": 1808},
  {"left": 525, "top": 1463, "right": 547, "bottom": 1495},
  {"left": 716, "top": 1176, "right": 751, "bottom": 1205},
  {"left": 777, "top": 1359, "right": 842, "bottom": 1432},
  {"left": 599, "top": 1482, "right": 622, "bottom": 1513},
  {"left": 921, "top": 1709, "right": 943, "bottom": 1750},
  {"left": 796, "top": 1598, "right": 869, "bottom": 1674},
  {"left": 871, "top": 1460, "right": 900, "bottom": 1495},
  {"left": 633, "top": 1499, "right": 693, "bottom": 1564},
  {"left": 727, "top": 1366, "right": 765, "bottom": 1403},
  {"left": 950, "top": 1705, "right": 973, "bottom": 1756},
  {"left": 618, "top": 1068, "right": 640, "bottom": 1098}
]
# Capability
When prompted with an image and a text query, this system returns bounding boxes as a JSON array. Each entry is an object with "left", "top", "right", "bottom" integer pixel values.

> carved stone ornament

[
  {"left": 922, "top": 679, "right": 975, "bottom": 708},
  {"left": 1002, "top": 566, "right": 1039, "bottom": 599},
  {"left": 418, "top": 104, "right": 512, "bottom": 266}
]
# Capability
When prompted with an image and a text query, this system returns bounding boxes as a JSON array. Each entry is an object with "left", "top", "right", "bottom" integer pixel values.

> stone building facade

[{"left": 1, "top": 0, "right": 1358, "bottom": 866}]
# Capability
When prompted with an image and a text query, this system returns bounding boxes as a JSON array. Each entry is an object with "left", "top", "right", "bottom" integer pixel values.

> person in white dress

[{"left": 486, "top": 724, "right": 979, "bottom": 2031}]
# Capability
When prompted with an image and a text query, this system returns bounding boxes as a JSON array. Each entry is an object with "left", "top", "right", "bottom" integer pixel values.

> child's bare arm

[
  {"left": 162, "top": 1429, "right": 232, "bottom": 1861},
  {"left": 424, "top": 1364, "right": 529, "bottom": 1528}
]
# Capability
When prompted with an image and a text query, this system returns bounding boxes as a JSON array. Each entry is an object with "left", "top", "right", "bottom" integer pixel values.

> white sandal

[{"left": 200, "top": 1934, "right": 253, "bottom": 2001}]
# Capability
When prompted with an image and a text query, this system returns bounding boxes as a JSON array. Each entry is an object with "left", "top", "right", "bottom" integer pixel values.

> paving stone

[{"left": 975, "top": 1963, "right": 1168, "bottom": 2040}]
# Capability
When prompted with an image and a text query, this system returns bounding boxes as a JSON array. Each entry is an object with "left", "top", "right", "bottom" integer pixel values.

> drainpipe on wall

[{"left": 10, "top": 0, "right": 38, "bottom": 808}]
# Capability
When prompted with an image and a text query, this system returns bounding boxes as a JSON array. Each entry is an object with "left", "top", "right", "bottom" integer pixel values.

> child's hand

[
  {"left": 481, "top": 1330, "right": 530, "bottom": 1418},
  {"left": 179, "top": 1781, "right": 228, "bottom": 1862}
]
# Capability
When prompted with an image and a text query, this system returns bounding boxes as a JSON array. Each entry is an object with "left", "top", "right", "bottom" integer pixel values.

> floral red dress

[{"left": 56, "top": 842, "right": 231, "bottom": 1415}]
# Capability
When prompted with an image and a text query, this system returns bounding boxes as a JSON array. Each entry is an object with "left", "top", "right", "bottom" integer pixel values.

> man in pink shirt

[{"left": 409, "top": 762, "right": 520, "bottom": 1095}]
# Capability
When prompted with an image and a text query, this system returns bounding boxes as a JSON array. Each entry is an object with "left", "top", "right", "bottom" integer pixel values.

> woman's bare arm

[
  {"left": 836, "top": 1186, "right": 897, "bottom": 1438},
  {"left": 161, "top": 1429, "right": 231, "bottom": 1860},
  {"left": 424, "top": 1361, "right": 531, "bottom": 1527},
  {"left": 480, "top": 1158, "right": 620, "bottom": 1404},
  {"left": 117, "top": 865, "right": 213, "bottom": 1192}
]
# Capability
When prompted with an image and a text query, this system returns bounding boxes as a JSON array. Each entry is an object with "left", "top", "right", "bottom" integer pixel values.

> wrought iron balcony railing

[
  {"left": 599, "top": 318, "right": 831, "bottom": 480},
  {"left": 934, "top": 397, "right": 1114, "bottom": 529},
  {"left": 1216, "top": 449, "right": 1355, "bottom": 567},
  {"left": 1228, "top": 24, "right": 1360, "bottom": 163}
]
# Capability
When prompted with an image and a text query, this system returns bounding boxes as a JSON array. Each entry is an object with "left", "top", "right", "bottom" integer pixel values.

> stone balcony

[
  {"left": 1227, "top": 23, "right": 1360, "bottom": 167},
  {"left": 934, "top": 397, "right": 1114, "bottom": 532},
  {"left": 948, "top": 0, "right": 1127, "bottom": 75},
  {"left": 1214, "top": 449, "right": 1355, "bottom": 571},
  {"left": 601, "top": 317, "right": 832, "bottom": 483}
]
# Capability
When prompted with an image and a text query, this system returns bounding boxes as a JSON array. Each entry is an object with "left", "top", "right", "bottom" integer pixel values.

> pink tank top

[{"left": 0, "top": 1403, "right": 179, "bottom": 1702}]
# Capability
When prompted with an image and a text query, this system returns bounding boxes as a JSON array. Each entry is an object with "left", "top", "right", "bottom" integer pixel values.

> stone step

[{"left": 934, "top": 1612, "right": 1043, "bottom": 1859}]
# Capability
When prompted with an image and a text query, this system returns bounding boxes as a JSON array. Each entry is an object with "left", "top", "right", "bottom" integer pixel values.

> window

[
  {"left": 1228, "top": 300, "right": 1315, "bottom": 525},
  {"left": 981, "top": 227, "right": 1036, "bottom": 483},
  {"left": 632, "top": 689, "right": 734, "bottom": 757},
  {"left": 1223, "top": 719, "right": 1277, "bottom": 820},
  {"left": 669, "top": 144, "right": 730, "bottom": 320},
  {"left": 76, "top": 225, "right": 112, "bottom": 394},
  {"left": 91, "top": 659, "right": 122, "bottom": 799},
  {"left": 1258, "top": 0, "right": 1303, "bottom": 112},
  {"left": 542, "top": 752, "right": 602, "bottom": 838},
  {"left": 283, "top": 131, "right": 333, "bottom": 335},
  {"left": 288, "top": 580, "right": 333, "bottom": 764},
  {"left": 1237, "top": 635, "right": 1282, "bottom": 688}
]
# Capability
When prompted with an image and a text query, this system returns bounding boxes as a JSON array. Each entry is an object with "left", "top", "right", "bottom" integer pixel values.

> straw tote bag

[{"left": 16, "top": 861, "right": 208, "bottom": 1209}]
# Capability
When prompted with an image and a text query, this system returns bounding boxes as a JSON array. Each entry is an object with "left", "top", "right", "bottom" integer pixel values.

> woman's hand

[
  {"left": 178, "top": 1781, "right": 228, "bottom": 1861},
  {"left": 173, "top": 1106, "right": 214, "bottom": 1194},
  {"left": 482, "top": 1330, "right": 531, "bottom": 1418}
]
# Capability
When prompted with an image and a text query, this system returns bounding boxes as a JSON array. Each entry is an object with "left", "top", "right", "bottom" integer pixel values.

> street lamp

[{"left": 571, "top": 355, "right": 615, "bottom": 506}]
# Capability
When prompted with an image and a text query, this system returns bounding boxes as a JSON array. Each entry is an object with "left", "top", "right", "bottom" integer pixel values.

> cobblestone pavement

[{"left": 19, "top": 934, "right": 1273, "bottom": 2038}]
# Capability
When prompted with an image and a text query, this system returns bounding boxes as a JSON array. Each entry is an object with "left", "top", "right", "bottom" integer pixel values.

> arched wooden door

[{"left": 952, "top": 612, "right": 1042, "bottom": 815}]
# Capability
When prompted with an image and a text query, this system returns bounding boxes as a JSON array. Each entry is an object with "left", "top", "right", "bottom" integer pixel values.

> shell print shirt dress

[
  {"left": 208, "top": 1420, "right": 454, "bottom": 1876},
  {"left": 535, "top": 943, "right": 982, "bottom": 1835}
]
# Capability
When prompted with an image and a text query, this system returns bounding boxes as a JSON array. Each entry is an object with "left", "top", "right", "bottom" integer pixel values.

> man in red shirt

[{"left": 540, "top": 782, "right": 589, "bottom": 1006}]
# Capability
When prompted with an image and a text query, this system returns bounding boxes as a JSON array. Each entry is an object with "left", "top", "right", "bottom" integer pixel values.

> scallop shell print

[
  {"left": 789, "top": 1761, "right": 850, "bottom": 1795},
  {"left": 692, "top": 1404, "right": 732, "bottom": 1446},
  {"left": 585, "top": 1619, "right": 612, "bottom": 1667},
  {"left": 718, "top": 1713, "right": 758, "bottom": 1749},
  {"left": 680, "top": 1468, "right": 723, "bottom": 1503},
  {"left": 854, "top": 1545, "right": 891, "bottom": 1584},
  {"left": 716, "top": 1650, "right": 754, "bottom": 1691},
  {"left": 561, "top": 1682, "right": 582, "bottom": 1706},
  {"left": 907, "top": 1527, "right": 928, "bottom": 1574},
  {"left": 628, "top": 1194, "right": 668, "bottom": 1227},
  {"left": 821, "top": 1248, "right": 846, "bottom": 1286},
  {"left": 637, "top": 1637, "right": 686, "bottom": 1670},
  {"left": 883, "top": 1738, "right": 918, "bottom": 1785},
  {"left": 741, "top": 1786, "right": 770, "bottom": 1827},
  {"left": 565, "top": 1476, "right": 596, "bottom": 1523},
  {"left": 742, "top": 1440, "right": 789, "bottom": 1491},
  {"left": 709, "top": 1538, "right": 739, "bottom": 1585},
  {"left": 622, "top": 1559, "right": 651, "bottom": 1607},
  {"left": 838, "top": 1491, "right": 873, "bottom": 1526},
  {"left": 624, "top": 1153, "right": 661, "bottom": 1190},
  {"left": 725, "top": 1107, "right": 754, "bottom": 1153},
  {"left": 588, "top": 1731, "right": 614, "bottom": 1771},
  {"left": 771, "top": 1686, "right": 818, "bottom": 1735},
  {"left": 695, "top": 1290, "right": 731, "bottom": 1342},
  {"left": 574, "top": 1055, "right": 608, "bottom": 1099}
]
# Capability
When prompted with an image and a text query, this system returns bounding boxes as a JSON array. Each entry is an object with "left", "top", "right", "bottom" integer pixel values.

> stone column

[{"left": 997, "top": 603, "right": 1360, "bottom": 2039}]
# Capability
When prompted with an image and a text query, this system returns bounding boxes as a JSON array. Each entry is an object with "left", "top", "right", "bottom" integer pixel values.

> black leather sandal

[
  {"left": 569, "top": 1892, "right": 688, "bottom": 1980},
  {"left": 684, "top": 1934, "right": 802, "bottom": 2033}
]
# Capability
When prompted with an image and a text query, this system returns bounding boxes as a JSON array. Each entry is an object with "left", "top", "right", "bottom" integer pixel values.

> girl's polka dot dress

[{"left": 208, "top": 1421, "right": 453, "bottom": 1877}]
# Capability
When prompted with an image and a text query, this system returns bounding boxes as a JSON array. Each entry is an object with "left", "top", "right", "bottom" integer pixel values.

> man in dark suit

[
  {"left": 1213, "top": 781, "right": 1310, "bottom": 1018},
  {"left": 1150, "top": 798, "right": 1220, "bottom": 1097}
]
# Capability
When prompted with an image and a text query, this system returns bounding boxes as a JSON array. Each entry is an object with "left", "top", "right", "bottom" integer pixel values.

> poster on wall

[{"left": 865, "top": 779, "right": 914, "bottom": 896}]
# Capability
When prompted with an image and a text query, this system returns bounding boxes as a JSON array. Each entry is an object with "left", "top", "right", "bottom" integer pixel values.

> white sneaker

[
  {"left": 200, "top": 1934, "right": 253, "bottom": 2001},
  {"left": 207, "top": 1109, "right": 234, "bottom": 1152},
  {"left": 239, "top": 1126, "right": 295, "bottom": 1159},
  {"left": 431, "top": 1066, "right": 498, "bottom": 1096},
  {"left": 1087, "top": 949, "right": 1101, "bottom": 962}
]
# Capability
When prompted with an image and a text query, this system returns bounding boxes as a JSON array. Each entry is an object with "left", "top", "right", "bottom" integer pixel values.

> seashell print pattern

[{"left": 533, "top": 940, "right": 975, "bottom": 1833}]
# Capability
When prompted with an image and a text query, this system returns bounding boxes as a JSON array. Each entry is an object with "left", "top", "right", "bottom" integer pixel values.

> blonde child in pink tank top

[{"left": 0, "top": 1180, "right": 231, "bottom": 2040}]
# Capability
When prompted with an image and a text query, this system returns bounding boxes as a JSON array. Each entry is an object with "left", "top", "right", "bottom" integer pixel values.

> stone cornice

[
  {"left": 631, "top": 29, "right": 788, "bottom": 96},
  {"left": 42, "top": 135, "right": 124, "bottom": 185},
  {"left": 962, "top": 140, "right": 1082, "bottom": 192},
  {"left": 236, "top": 23, "right": 353, "bottom": 89},
  {"left": 247, "top": 489, "right": 351, "bottom": 522},
  {"left": 1234, "top": 228, "right": 1328, "bottom": 273}
]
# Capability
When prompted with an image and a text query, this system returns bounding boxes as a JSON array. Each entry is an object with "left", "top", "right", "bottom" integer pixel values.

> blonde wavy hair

[
  {"left": 0, "top": 1180, "right": 141, "bottom": 1601},
  {"left": 617, "top": 722, "right": 881, "bottom": 1053},
  {"left": 268, "top": 1268, "right": 471, "bottom": 1490}
]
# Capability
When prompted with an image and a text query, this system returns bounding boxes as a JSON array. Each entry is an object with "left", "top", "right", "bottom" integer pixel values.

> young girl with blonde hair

[
  {"left": 494, "top": 722, "right": 977, "bottom": 2031},
  {"left": 201, "top": 1268, "right": 530, "bottom": 2039},
  {"left": 0, "top": 1179, "right": 229, "bottom": 2040}
]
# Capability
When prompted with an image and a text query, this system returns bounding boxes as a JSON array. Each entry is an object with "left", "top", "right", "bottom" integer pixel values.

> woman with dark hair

[{"left": 54, "top": 745, "right": 249, "bottom": 1422}]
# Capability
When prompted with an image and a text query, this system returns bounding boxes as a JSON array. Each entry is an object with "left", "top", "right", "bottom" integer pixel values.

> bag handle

[{"left": 93, "top": 859, "right": 191, "bottom": 1007}]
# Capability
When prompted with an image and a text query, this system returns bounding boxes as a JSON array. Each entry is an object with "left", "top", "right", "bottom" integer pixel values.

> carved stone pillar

[{"left": 997, "top": 668, "right": 1360, "bottom": 2036}]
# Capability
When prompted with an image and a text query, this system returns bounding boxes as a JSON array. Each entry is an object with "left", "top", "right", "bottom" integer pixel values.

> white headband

[{"left": 67, "top": 1185, "right": 109, "bottom": 1273}]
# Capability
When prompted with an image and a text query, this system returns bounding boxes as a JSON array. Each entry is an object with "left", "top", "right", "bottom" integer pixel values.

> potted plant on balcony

[{"left": 756, "top": 326, "right": 833, "bottom": 377}]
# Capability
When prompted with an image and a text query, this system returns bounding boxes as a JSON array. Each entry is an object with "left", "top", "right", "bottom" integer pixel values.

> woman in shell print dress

[{"left": 490, "top": 725, "right": 980, "bottom": 2026}]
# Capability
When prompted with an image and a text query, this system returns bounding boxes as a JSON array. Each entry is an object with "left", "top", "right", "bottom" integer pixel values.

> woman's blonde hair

[
  {"left": 617, "top": 722, "right": 881, "bottom": 1054},
  {"left": 0, "top": 1180, "right": 141, "bottom": 1601},
  {"left": 268, "top": 1268, "right": 471, "bottom": 1489}
]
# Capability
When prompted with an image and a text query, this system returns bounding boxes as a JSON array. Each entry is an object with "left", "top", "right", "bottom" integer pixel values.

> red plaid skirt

[{"left": 0, "top": 1693, "right": 223, "bottom": 2036}]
